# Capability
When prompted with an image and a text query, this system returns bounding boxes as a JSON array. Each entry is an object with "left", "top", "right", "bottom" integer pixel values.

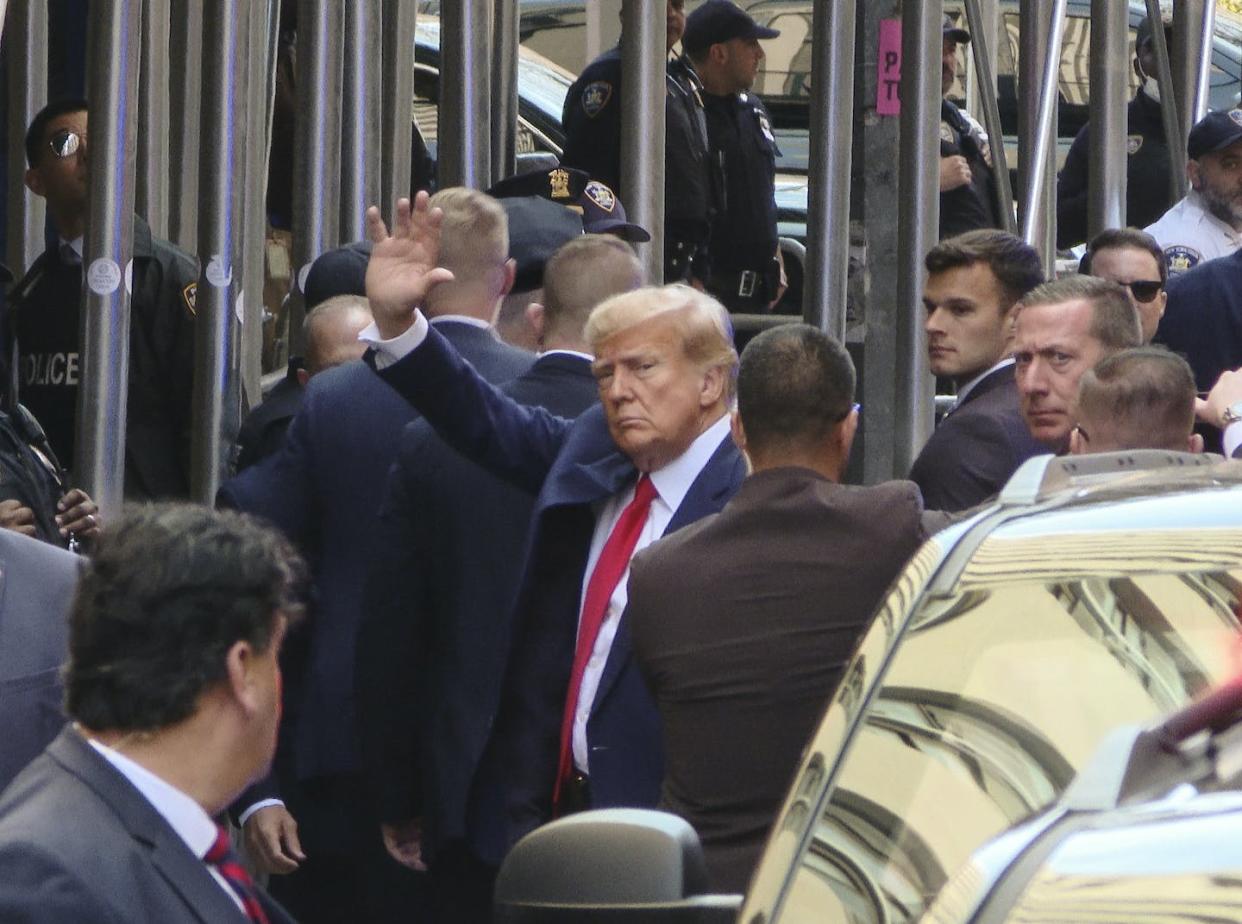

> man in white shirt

[
  {"left": 1145, "top": 109, "right": 1242, "bottom": 274},
  {"left": 0, "top": 505, "right": 303, "bottom": 923},
  {"left": 360, "top": 193, "right": 747, "bottom": 859}
]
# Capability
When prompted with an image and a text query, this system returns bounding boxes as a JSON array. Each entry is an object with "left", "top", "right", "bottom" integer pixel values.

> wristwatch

[{"left": 1222, "top": 400, "right": 1242, "bottom": 427}]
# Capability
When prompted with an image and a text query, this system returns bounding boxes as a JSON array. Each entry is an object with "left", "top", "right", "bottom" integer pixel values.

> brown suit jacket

[{"left": 628, "top": 467, "right": 928, "bottom": 893}]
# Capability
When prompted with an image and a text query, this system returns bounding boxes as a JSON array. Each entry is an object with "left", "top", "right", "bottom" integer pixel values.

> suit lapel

[{"left": 954, "top": 364, "right": 1014, "bottom": 411}]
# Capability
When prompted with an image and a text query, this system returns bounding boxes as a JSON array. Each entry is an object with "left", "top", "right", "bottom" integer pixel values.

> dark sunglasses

[
  {"left": 48, "top": 129, "right": 84, "bottom": 159},
  {"left": 1122, "top": 279, "right": 1163, "bottom": 303}
]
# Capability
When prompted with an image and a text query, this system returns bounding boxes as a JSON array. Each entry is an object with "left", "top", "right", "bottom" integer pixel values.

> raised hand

[{"left": 365, "top": 192, "right": 456, "bottom": 339}]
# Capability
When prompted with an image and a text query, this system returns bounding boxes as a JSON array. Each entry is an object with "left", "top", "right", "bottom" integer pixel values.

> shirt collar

[
  {"left": 539, "top": 348, "right": 594, "bottom": 362},
  {"left": 429, "top": 314, "right": 490, "bottom": 330},
  {"left": 1187, "top": 190, "right": 1242, "bottom": 240},
  {"left": 648, "top": 413, "right": 731, "bottom": 512},
  {"left": 59, "top": 237, "right": 83, "bottom": 265},
  {"left": 955, "top": 357, "right": 1013, "bottom": 407},
  {"left": 87, "top": 736, "right": 218, "bottom": 859}
]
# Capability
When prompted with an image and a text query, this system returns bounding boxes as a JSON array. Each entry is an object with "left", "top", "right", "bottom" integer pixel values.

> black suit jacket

[
  {"left": 357, "top": 352, "right": 598, "bottom": 864},
  {"left": 0, "top": 727, "right": 294, "bottom": 923},
  {"left": 909, "top": 364, "right": 1045, "bottom": 512},
  {"left": 628, "top": 468, "right": 928, "bottom": 893}
]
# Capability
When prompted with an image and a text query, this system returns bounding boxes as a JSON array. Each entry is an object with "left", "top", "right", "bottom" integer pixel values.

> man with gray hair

[{"left": 360, "top": 193, "right": 746, "bottom": 859}]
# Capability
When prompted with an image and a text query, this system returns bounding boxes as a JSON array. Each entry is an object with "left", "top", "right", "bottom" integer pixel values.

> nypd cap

[
  {"left": 1188, "top": 109, "right": 1242, "bottom": 160},
  {"left": 683, "top": 0, "right": 779, "bottom": 57}
]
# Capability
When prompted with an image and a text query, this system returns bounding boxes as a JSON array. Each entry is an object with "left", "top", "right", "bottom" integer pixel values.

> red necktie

[
  {"left": 205, "top": 826, "right": 271, "bottom": 924},
  {"left": 553, "top": 474, "right": 658, "bottom": 810}
]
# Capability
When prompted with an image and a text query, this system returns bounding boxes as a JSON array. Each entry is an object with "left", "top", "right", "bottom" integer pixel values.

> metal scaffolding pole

[
  {"left": 136, "top": 0, "right": 170, "bottom": 238},
  {"left": 1192, "top": 2, "right": 1216, "bottom": 122},
  {"left": 340, "top": 0, "right": 382, "bottom": 242},
  {"left": 1144, "top": 0, "right": 1186, "bottom": 202},
  {"left": 803, "top": 0, "right": 855, "bottom": 338},
  {"left": 5, "top": 2, "right": 47, "bottom": 276},
  {"left": 1087, "top": 0, "right": 1128, "bottom": 236},
  {"left": 190, "top": 0, "right": 243, "bottom": 502},
  {"left": 291, "top": 0, "right": 343, "bottom": 353},
  {"left": 619, "top": 0, "right": 665, "bottom": 283},
  {"left": 1018, "top": 0, "right": 1066, "bottom": 268},
  {"left": 440, "top": 0, "right": 491, "bottom": 188},
  {"left": 76, "top": 0, "right": 142, "bottom": 516},
  {"left": 963, "top": 0, "right": 1014, "bottom": 233},
  {"left": 167, "top": 0, "right": 202, "bottom": 252},
  {"left": 894, "top": 0, "right": 941, "bottom": 473},
  {"left": 1172, "top": 0, "right": 1211, "bottom": 148},
  {"left": 380, "top": 0, "right": 416, "bottom": 222},
  {"left": 964, "top": 0, "right": 998, "bottom": 125},
  {"left": 492, "top": 0, "right": 520, "bottom": 182}
]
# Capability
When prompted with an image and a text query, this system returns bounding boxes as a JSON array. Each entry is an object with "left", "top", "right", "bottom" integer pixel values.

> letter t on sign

[{"left": 877, "top": 19, "right": 902, "bottom": 116}]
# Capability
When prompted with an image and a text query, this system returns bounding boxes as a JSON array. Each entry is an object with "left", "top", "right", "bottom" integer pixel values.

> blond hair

[
  {"left": 544, "top": 235, "right": 644, "bottom": 339},
  {"left": 429, "top": 187, "right": 509, "bottom": 278}
]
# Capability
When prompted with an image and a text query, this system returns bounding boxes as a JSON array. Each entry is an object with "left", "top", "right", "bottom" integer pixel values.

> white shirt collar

[
  {"left": 87, "top": 736, "right": 218, "bottom": 859},
  {"left": 955, "top": 357, "right": 1013, "bottom": 407},
  {"left": 59, "top": 236, "right": 84, "bottom": 264},
  {"left": 647, "top": 413, "right": 731, "bottom": 512},
  {"left": 538, "top": 348, "right": 594, "bottom": 362},
  {"left": 429, "top": 314, "right": 490, "bottom": 330}
]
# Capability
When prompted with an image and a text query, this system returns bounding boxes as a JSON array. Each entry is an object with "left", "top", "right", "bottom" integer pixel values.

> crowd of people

[{"left": 0, "top": 3, "right": 1241, "bottom": 922}]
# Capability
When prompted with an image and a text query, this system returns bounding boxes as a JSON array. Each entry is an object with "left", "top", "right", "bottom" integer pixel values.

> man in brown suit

[{"left": 628, "top": 324, "right": 932, "bottom": 894}]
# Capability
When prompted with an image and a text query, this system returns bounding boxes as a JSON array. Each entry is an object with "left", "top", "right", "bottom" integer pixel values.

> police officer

[
  {"left": 560, "top": 0, "right": 715, "bottom": 283},
  {"left": 9, "top": 99, "right": 198, "bottom": 500},
  {"left": 682, "top": 0, "right": 784, "bottom": 313},
  {"left": 1145, "top": 108, "right": 1242, "bottom": 275},
  {"left": 1057, "top": 16, "right": 1175, "bottom": 249},
  {"left": 940, "top": 15, "right": 1001, "bottom": 239}
]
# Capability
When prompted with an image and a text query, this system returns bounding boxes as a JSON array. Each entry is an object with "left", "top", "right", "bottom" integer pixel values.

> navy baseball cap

[
  {"left": 683, "top": 0, "right": 779, "bottom": 57},
  {"left": 1188, "top": 109, "right": 1242, "bottom": 160},
  {"left": 576, "top": 181, "right": 650, "bottom": 242},
  {"left": 500, "top": 197, "right": 584, "bottom": 293},
  {"left": 943, "top": 14, "right": 970, "bottom": 45},
  {"left": 302, "top": 240, "right": 372, "bottom": 308}
]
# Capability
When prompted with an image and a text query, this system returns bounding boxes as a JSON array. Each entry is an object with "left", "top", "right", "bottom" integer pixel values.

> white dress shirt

[
  {"left": 1225, "top": 421, "right": 1242, "bottom": 459},
  {"left": 1145, "top": 190, "right": 1242, "bottom": 272}
]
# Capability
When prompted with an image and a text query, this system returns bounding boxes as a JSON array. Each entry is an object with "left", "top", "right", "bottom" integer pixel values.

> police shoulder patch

[
  {"left": 1230, "top": 109, "right": 1242, "bottom": 128},
  {"left": 182, "top": 281, "right": 197, "bottom": 316},
  {"left": 939, "top": 121, "right": 957, "bottom": 144},
  {"left": 584, "top": 181, "right": 616, "bottom": 213},
  {"left": 1127, "top": 134, "right": 1144, "bottom": 155},
  {"left": 581, "top": 81, "right": 613, "bottom": 118},
  {"left": 1164, "top": 245, "right": 1202, "bottom": 273}
]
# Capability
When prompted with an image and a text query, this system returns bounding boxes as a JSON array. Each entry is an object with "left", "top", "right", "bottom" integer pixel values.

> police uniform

[
  {"left": 0, "top": 405, "right": 68, "bottom": 547},
  {"left": 940, "top": 99, "right": 1001, "bottom": 239},
  {"left": 1057, "top": 89, "right": 1173, "bottom": 249},
  {"left": 7, "top": 215, "right": 198, "bottom": 499},
  {"left": 560, "top": 47, "right": 716, "bottom": 282},
  {"left": 702, "top": 89, "right": 781, "bottom": 312},
  {"left": 1145, "top": 191, "right": 1242, "bottom": 274}
]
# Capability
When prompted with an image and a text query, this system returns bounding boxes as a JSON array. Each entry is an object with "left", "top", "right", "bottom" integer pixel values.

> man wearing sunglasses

[
  {"left": 1079, "top": 227, "right": 1167, "bottom": 342},
  {"left": 7, "top": 98, "right": 198, "bottom": 500}
]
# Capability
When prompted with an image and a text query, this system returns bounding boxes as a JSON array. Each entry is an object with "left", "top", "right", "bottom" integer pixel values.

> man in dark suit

[
  {"left": 360, "top": 192, "right": 747, "bottom": 856},
  {"left": 1201, "top": 367, "right": 1242, "bottom": 459},
  {"left": 220, "top": 188, "right": 531, "bottom": 924},
  {"left": 628, "top": 324, "right": 931, "bottom": 893},
  {"left": 0, "top": 505, "right": 302, "bottom": 923},
  {"left": 358, "top": 234, "right": 644, "bottom": 921},
  {"left": 1155, "top": 248, "right": 1242, "bottom": 393},
  {"left": 908, "top": 230, "right": 1046, "bottom": 511},
  {"left": 0, "top": 528, "right": 79, "bottom": 792}
]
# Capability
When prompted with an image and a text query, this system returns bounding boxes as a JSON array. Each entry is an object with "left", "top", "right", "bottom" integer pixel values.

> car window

[{"left": 773, "top": 526, "right": 1242, "bottom": 924}]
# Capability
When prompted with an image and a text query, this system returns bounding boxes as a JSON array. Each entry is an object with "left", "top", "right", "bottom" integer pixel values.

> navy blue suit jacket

[
  {"left": 357, "top": 352, "right": 599, "bottom": 863},
  {"left": 1156, "top": 249, "right": 1242, "bottom": 391},
  {"left": 220, "top": 322, "right": 531, "bottom": 817},
  {"left": 376, "top": 326, "right": 747, "bottom": 862}
]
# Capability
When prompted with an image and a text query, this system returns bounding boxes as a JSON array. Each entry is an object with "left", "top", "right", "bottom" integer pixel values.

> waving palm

[{"left": 365, "top": 193, "right": 456, "bottom": 338}]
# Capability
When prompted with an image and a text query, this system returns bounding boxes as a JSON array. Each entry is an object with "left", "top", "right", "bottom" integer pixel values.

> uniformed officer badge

[
  {"left": 1230, "top": 109, "right": 1242, "bottom": 127},
  {"left": 758, "top": 112, "right": 775, "bottom": 144},
  {"left": 1127, "top": 134, "right": 1144, "bottom": 155},
  {"left": 581, "top": 81, "right": 612, "bottom": 118},
  {"left": 585, "top": 181, "right": 616, "bottom": 213},
  {"left": 940, "top": 121, "right": 957, "bottom": 144},
  {"left": 182, "top": 281, "right": 197, "bottom": 316},
  {"left": 1164, "top": 245, "right": 1202, "bottom": 273},
  {"left": 549, "top": 168, "right": 573, "bottom": 201}
]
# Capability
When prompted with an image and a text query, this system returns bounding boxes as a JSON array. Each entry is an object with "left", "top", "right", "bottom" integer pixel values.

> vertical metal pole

[
  {"left": 1087, "top": 0, "right": 1128, "bottom": 236},
  {"left": 492, "top": 0, "right": 520, "bottom": 182},
  {"left": 893, "top": 0, "right": 940, "bottom": 474},
  {"left": 1192, "top": 3, "right": 1215, "bottom": 123},
  {"left": 1018, "top": 0, "right": 1066, "bottom": 268},
  {"left": 5, "top": 2, "right": 47, "bottom": 275},
  {"left": 1172, "top": 0, "right": 1210, "bottom": 149},
  {"left": 803, "top": 0, "right": 855, "bottom": 338},
  {"left": 964, "top": 0, "right": 998, "bottom": 124},
  {"left": 619, "top": 0, "right": 665, "bottom": 284},
  {"left": 963, "top": 0, "right": 1014, "bottom": 233},
  {"left": 291, "top": 0, "right": 343, "bottom": 352},
  {"left": 1142, "top": 0, "right": 1186, "bottom": 202},
  {"left": 440, "top": 0, "right": 491, "bottom": 188},
  {"left": 167, "top": 0, "right": 202, "bottom": 252},
  {"left": 77, "top": 0, "right": 142, "bottom": 516},
  {"left": 340, "top": 0, "right": 382, "bottom": 242},
  {"left": 190, "top": 0, "right": 241, "bottom": 502},
  {"left": 136, "top": 0, "right": 170, "bottom": 238},
  {"left": 380, "top": 0, "right": 416, "bottom": 222}
]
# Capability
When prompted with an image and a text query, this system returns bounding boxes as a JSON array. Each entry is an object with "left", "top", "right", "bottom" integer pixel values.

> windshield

[{"left": 774, "top": 525, "right": 1242, "bottom": 923}]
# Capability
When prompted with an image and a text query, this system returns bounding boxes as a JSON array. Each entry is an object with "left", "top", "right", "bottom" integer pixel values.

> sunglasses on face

[
  {"left": 1122, "top": 279, "right": 1164, "bottom": 303},
  {"left": 48, "top": 129, "right": 84, "bottom": 159}
]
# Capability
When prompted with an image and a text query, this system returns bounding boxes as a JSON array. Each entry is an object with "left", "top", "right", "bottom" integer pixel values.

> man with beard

[{"left": 1146, "top": 109, "right": 1242, "bottom": 274}]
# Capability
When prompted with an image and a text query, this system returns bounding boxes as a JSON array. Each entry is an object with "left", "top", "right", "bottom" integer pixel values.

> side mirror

[{"left": 493, "top": 809, "right": 743, "bottom": 923}]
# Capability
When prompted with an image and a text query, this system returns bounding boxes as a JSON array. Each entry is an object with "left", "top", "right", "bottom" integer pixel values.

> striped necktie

[{"left": 204, "top": 825, "right": 271, "bottom": 924}]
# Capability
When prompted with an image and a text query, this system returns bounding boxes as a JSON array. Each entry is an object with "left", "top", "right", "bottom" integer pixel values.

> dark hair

[
  {"left": 25, "top": 98, "right": 89, "bottom": 168},
  {"left": 924, "top": 230, "right": 1045, "bottom": 309},
  {"left": 1016, "top": 275, "right": 1143, "bottom": 353},
  {"left": 1079, "top": 227, "right": 1168, "bottom": 284},
  {"left": 737, "top": 323, "right": 855, "bottom": 453},
  {"left": 65, "top": 504, "right": 307, "bottom": 733},
  {"left": 1075, "top": 347, "right": 1195, "bottom": 450}
]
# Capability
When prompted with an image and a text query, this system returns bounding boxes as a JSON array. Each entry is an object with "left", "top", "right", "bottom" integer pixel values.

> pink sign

[{"left": 877, "top": 19, "right": 902, "bottom": 116}]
